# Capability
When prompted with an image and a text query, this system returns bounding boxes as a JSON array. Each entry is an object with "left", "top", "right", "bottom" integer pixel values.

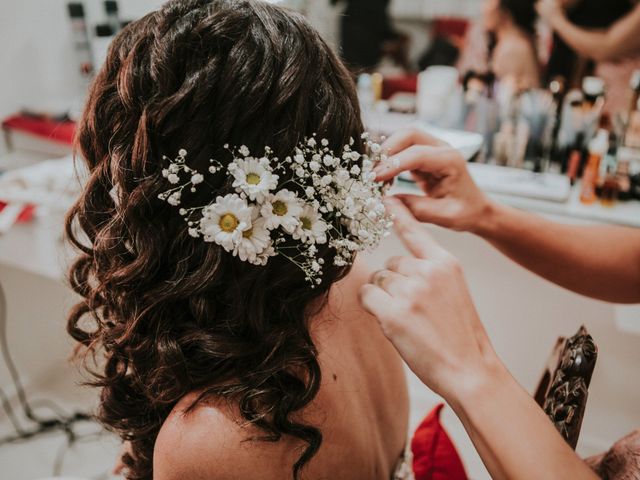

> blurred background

[{"left": 1, "top": 1, "right": 639, "bottom": 479}]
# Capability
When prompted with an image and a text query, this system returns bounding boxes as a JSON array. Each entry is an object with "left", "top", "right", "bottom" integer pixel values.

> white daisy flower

[
  {"left": 254, "top": 245, "right": 276, "bottom": 266},
  {"left": 261, "top": 189, "right": 303, "bottom": 234},
  {"left": 293, "top": 205, "right": 328, "bottom": 244},
  {"left": 160, "top": 137, "right": 393, "bottom": 285},
  {"left": 228, "top": 157, "right": 279, "bottom": 202},
  {"left": 234, "top": 208, "right": 272, "bottom": 263},
  {"left": 199, "top": 194, "right": 252, "bottom": 252}
]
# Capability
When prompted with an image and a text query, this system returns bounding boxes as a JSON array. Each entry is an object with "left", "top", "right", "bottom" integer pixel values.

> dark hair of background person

[
  {"left": 487, "top": 0, "right": 538, "bottom": 64},
  {"left": 545, "top": 0, "right": 634, "bottom": 84},
  {"left": 500, "top": 0, "right": 537, "bottom": 35},
  {"left": 65, "top": 1, "right": 364, "bottom": 479},
  {"left": 331, "top": 0, "right": 399, "bottom": 71}
]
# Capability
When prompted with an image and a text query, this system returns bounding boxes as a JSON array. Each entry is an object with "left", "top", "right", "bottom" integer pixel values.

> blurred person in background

[
  {"left": 331, "top": 0, "right": 409, "bottom": 72},
  {"left": 458, "top": 0, "right": 540, "bottom": 90},
  {"left": 483, "top": 0, "right": 540, "bottom": 89},
  {"left": 537, "top": 0, "right": 640, "bottom": 111}
]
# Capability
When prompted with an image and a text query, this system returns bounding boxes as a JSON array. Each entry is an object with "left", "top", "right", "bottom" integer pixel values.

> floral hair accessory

[{"left": 158, "top": 134, "right": 393, "bottom": 285}]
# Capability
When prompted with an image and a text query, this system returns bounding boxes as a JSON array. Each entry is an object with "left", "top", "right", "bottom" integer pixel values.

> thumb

[
  {"left": 394, "top": 194, "right": 445, "bottom": 225},
  {"left": 384, "top": 197, "right": 443, "bottom": 259}
]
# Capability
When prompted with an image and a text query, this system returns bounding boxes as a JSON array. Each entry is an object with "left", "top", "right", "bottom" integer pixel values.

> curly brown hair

[{"left": 65, "top": 1, "right": 364, "bottom": 479}]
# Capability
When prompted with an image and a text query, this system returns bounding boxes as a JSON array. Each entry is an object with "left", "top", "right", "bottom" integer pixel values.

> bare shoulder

[
  {"left": 154, "top": 393, "right": 299, "bottom": 480},
  {"left": 498, "top": 31, "right": 532, "bottom": 54},
  {"left": 329, "top": 258, "right": 374, "bottom": 312}
]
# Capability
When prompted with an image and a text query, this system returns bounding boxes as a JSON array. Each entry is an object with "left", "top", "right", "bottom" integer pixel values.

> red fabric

[
  {"left": 433, "top": 18, "right": 470, "bottom": 40},
  {"left": 382, "top": 75, "right": 418, "bottom": 100},
  {"left": 411, "top": 404, "right": 468, "bottom": 480},
  {"left": 0, "top": 202, "right": 35, "bottom": 223},
  {"left": 2, "top": 114, "right": 76, "bottom": 145}
]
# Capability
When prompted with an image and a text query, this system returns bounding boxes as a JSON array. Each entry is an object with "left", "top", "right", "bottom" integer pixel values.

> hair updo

[{"left": 65, "top": 1, "right": 364, "bottom": 479}]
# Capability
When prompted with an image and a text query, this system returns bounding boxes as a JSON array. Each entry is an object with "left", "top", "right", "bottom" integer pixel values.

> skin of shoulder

[
  {"left": 152, "top": 264, "right": 373, "bottom": 480},
  {"left": 154, "top": 394, "right": 302, "bottom": 480},
  {"left": 493, "top": 34, "right": 540, "bottom": 87},
  {"left": 153, "top": 258, "right": 406, "bottom": 480}
]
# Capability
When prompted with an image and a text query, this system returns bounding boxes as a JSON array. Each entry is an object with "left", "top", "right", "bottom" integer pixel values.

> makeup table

[{"left": 2, "top": 149, "right": 640, "bottom": 480}]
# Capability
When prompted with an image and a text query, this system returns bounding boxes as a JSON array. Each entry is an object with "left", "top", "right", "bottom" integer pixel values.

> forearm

[
  {"left": 448, "top": 363, "right": 598, "bottom": 480},
  {"left": 549, "top": 12, "right": 634, "bottom": 62},
  {"left": 550, "top": 15, "right": 608, "bottom": 60},
  {"left": 475, "top": 202, "right": 640, "bottom": 304}
]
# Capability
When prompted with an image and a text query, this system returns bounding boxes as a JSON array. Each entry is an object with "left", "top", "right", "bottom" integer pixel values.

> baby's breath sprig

[{"left": 158, "top": 133, "right": 393, "bottom": 286}]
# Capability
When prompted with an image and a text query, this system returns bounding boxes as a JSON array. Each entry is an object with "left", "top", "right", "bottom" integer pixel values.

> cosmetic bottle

[
  {"left": 600, "top": 132, "right": 618, "bottom": 179},
  {"left": 67, "top": 2, "right": 93, "bottom": 79},
  {"left": 544, "top": 77, "right": 567, "bottom": 172},
  {"left": 599, "top": 165, "right": 619, "bottom": 207},
  {"left": 582, "top": 76, "right": 605, "bottom": 107},
  {"left": 92, "top": 24, "right": 115, "bottom": 71},
  {"left": 624, "top": 69, "right": 640, "bottom": 146},
  {"left": 599, "top": 135, "right": 619, "bottom": 206},
  {"left": 358, "top": 74, "right": 375, "bottom": 112},
  {"left": 566, "top": 133, "right": 585, "bottom": 186},
  {"left": 104, "top": 1, "right": 121, "bottom": 33},
  {"left": 581, "top": 77, "right": 605, "bottom": 149},
  {"left": 558, "top": 92, "right": 584, "bottom": 173},
  {"left": 616, "top": 158, "right": 632, "bottom": 201},
  {"left": 630, "top": 173, "right": 640, "bottom": 200},
  {"left": 625, "top": 97, "right": 640, "bottom": 148},
  {"left": 580, "top": 130, "right": 609, "bottom": 205}
]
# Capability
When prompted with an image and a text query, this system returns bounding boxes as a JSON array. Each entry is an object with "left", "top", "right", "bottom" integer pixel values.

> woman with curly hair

[{"left": 65, "top": 1, "right": 409, "bottom": 479}]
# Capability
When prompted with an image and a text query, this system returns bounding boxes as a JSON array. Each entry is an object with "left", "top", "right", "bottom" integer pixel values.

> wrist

[
  {"left": 445, "top": 354, "right": 512, "bottom": 413},
  {"left": 470, "top": 198, "right": 502, "bottom": 238},
  {"left": 443, "top": 360, "right": 515, "bottom": 419}
]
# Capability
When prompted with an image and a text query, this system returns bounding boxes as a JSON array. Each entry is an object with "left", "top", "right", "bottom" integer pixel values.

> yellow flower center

[
  {"left": 301, "top": 217, "right": 312, "bottom": 230},
  {"left": 219, "top": 213, "right": 239, "bottom": 233},
  {"left": 243, "top": 228, "right": 253, "bottom": 239},
  {"left": 246, "top": 172, "right": 261, "bottom": 185},
  {"left": 273, "top": 200, "right": 288, "bottom": 217}
]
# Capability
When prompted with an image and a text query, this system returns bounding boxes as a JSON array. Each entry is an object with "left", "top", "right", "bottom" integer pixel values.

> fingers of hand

[
  {"left": 384, "top": 197, "right": 445, "bottom": 259},
  {"left": 359, "top": 283, "right": 395, "bottom": 319},
  {"left": 375, "top": 144, "right": 463, "bottom": 183},
  {"left": 369, "top": 268, "right": 407, "bottom": 295},
  {"left": 393, "top": 193, "right": 445, "bottom": 225},
  {"left": 375, "top": 144, "right": 438, "bottom": 182},
  {"left": 385, "top": 255, "right": 424, "bottom": 276},
  {"left": 381, "top": 128, "right": 448, "bottom": 156}
]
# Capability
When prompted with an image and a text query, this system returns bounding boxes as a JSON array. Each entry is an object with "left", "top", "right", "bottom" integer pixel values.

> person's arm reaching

[
  {"left": 359, "top": 198, "right": 599, "bottom": 480},
  {"left": 536, "top": 0, "right": 640, "bottom": 62},
  {"left": 375, "top": 129, "right": 640, "bottom": 304}
]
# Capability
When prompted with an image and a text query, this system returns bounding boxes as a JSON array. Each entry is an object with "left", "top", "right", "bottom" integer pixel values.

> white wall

[
  {"left": 0, "top": 0, "right": 165, "bottom": 121},
  {"left": 0, "top": 0, "right": 482, "bottom": 124}
]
